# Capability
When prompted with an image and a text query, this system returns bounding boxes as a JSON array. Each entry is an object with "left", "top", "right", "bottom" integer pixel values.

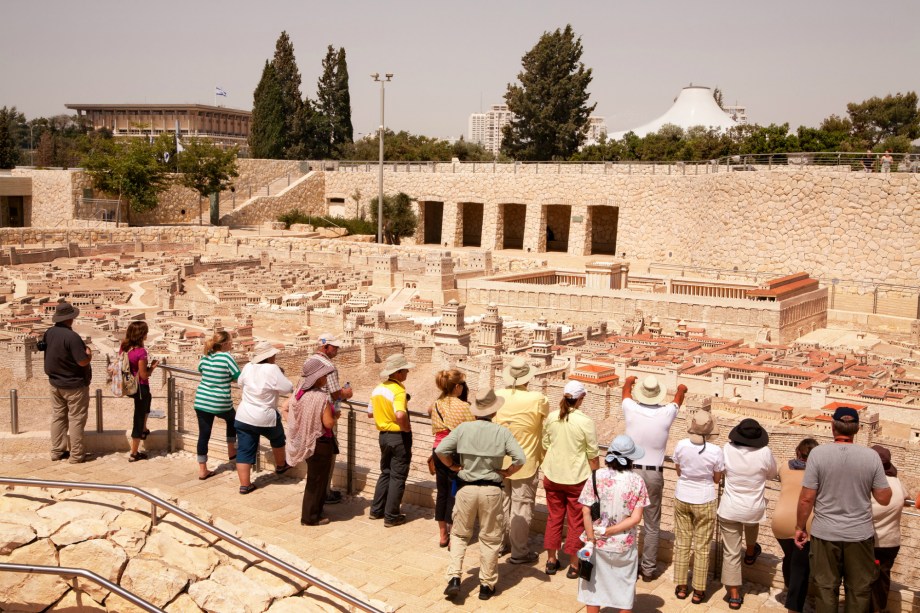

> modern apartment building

[{"left": 468, "top": 104, "right": 513, "bottom": 156}]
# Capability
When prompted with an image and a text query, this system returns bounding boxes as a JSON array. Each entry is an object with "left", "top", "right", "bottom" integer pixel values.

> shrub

[{"left": 277, "top": 209, "right": 376, "bottom": 235}]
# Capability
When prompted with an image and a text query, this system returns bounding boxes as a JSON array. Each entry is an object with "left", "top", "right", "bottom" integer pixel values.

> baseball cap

[
  {"left": 832, "top": 406, "right": 859, "bottom": 423},
  {"left": 318, "top": 333, "right": 342, "bottom": 347}
]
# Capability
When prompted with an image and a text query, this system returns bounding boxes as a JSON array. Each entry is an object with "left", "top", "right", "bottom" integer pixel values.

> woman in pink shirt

[{"left": 120, "top": 321, "right": 158, "bottom": 462}]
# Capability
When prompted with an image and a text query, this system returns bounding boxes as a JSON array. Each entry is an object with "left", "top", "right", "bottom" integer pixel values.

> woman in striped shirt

[{"left": 193, "top": 331, "right": 240, "bottom": 480}]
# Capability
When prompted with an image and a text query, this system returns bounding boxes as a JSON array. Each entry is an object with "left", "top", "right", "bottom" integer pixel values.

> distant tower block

[
  {"left": 10, "top": 334, "right": 36, "bottom": 381},
  {"left": 585, "top": 261, "right": 628, "bottom": 290},
  {"left": 434, "top": 299, "right": 472, "bottom": 347},
  {"left": 479, "top": 302, "right": 503, "bottom": 355},
  {"left": 372, "top": 254, "right": 398, "bottom": 294},
  {"left": 530, "top": 317, "right": 553, "bottom": 366}
]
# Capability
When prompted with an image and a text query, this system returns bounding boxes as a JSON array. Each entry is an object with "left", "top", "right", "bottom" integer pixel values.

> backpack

[{"left": 109, "top": 350, "right": 138, "bottom": 397}]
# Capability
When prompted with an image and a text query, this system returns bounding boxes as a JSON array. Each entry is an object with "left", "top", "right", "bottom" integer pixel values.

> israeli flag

[{"left": 215, "top": 87, "right": 228, "bottom": 97}]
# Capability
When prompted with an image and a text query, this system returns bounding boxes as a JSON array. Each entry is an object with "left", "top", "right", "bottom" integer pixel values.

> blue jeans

[
  {"left": 195, "top": 409, "right": 236, "bottom": 463},
  {"left": 234, "top": 415, "right": 285, "bottom": 465}
]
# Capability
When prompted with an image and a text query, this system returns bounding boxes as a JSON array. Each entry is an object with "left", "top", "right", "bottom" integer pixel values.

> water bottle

[
  {"left": 334, "top": 382, "right": 350, "bottom": 414},
  {"left": 577, "top": 541, "right": 594, "bottom": 561}
]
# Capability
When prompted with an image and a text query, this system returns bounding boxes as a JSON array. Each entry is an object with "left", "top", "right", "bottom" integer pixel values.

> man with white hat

[
  {"left": 312, "top": 333, "right": 353, "bottom": 504},
  {"left": 495, "top": 356, "right": 550, "bottom": 564},
  {"left": 369, "top": 353, "right": 415, "bottom": 527},
  {"left": 436, "top": 389, "right": 526, "bottom": 601},
  {"left": 43, "top": 301, "right": 93, "bottom": 463},
  {"left": 621, "top": 374, "right": 688, "bottom": 580}
]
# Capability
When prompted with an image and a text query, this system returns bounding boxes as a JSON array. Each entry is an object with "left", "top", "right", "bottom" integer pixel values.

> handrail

[
  {"left": 0, "top": 476, "right": 385, "bottom": 613},
  {"left": 0, "top": 562, "right": 163, "bottom": 612}
]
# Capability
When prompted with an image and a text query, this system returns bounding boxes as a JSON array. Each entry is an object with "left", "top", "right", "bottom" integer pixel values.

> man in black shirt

[{"left": 43, "top": 302, "right": 93, "bottom": 463}]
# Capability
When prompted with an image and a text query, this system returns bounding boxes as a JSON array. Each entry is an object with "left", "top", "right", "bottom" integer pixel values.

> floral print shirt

[{"left": 578, "top": 468, "right": 649, "bottom": 553}]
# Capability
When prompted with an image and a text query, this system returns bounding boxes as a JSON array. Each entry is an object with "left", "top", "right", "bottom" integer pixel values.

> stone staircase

[{"left": 197, "top": 170, "right": 309, "bottom": 225}]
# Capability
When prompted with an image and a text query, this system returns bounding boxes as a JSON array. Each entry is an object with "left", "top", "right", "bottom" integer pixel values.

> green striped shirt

[{"left": 194, "top": 352, "right": 240, "bottom": 414}]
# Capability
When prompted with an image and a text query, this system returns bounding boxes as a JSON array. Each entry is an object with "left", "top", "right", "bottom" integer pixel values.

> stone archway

[
  {"left": 500, "top": 203, "right": 526, "bottom": 250},
  {"left": 589, "top": 205, "right": 618, "bottom": 255},
  {"left": 461, "top": 202, "right": 483, "bottom": 247},
  {"left": 544, "top": 205, "right": 571, "bottom": 252}
]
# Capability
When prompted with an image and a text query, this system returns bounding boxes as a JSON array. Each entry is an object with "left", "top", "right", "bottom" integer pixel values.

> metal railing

[
  {"left": 0, "top": 476, "right": 384, "bottom": 613},
  {"left": 0, "top": 562, "right": 163, "bottom": 612}
]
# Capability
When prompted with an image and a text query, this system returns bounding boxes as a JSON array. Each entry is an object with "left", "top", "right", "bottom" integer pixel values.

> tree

[
  {"left": 713, "top": 87, "right": 724, "bottom": 110},
  {"left": 314, "top": 45, "right": 354, "bottom": 159},
  {"left": 0, "top": 106, "right": 25, "bottom": 169},
  {"left": 846, "top": 92, "right": 920, "bottom": 148},
  {"left": 176, "top": 139, "right": 239, "bottom": 197},
  {"left": 79, "top": 132, "right": 172, "bottom": 215},
  {"left": 333, "top": 48, "right": 353, "bottom": 146},
  {"left": 341, "top": 129, "right": 491, "bottom": 161},
  {"left": 271, "top": 31, "right": 307, "bottom": 159},
  {"left": 369, "top": 192, "right": 416, "bottom": 244},
  {"left": 249, "top": 61, "right": 286, "bottom": 159},
  {"left": 501, "top": 25, "right": 596, "bottom": 160}
]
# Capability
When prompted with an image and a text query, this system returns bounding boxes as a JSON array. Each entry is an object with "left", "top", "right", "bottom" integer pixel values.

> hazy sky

[{"left": 2, "top": 0, "right": 918, "bottom": 139}]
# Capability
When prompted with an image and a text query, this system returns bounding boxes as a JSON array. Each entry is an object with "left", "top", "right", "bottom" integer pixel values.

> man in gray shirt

[{"left": 795, "top": 407, "right": 891, "bottom": 613}]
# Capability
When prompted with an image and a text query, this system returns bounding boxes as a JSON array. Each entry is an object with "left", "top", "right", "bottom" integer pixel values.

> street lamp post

[
  {"left": 29, "top": 124, "right": 35, "bottom": 166},
  {"left": 371, "top": 72, "right": 393, "bottom": 244}
]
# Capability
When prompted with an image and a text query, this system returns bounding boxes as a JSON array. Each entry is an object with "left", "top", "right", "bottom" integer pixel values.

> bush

[{"left": 277, "top": 209, "right": 376, "bottom": 235}]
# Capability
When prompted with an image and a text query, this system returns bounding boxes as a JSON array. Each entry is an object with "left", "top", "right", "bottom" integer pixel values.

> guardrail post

[
  {"left": 95, "top": 388, "right": 103, "bottom": 433},
  {"left": 347, "top": 409, "right": 356, "bottom": 495},
  {"left": 178, "top": 390, "right": 185, "bottom": 433},
  {"left": 10, "top": 389, "right": 18, "bottom": 435},
  {"left": 166, "top": 376, "right": 176, "bottom": 453}
]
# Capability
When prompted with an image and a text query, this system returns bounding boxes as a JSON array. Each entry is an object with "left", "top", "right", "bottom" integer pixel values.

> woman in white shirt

[
  {"left": 870, "top": 445, "right": 908, "bottom": 613},
  {"left": 672, "top": 410, "right": 724, "bottom": 604},
  {"left": 717, "top": 418, "right": 777, "bottom": 610},
  {"left": 234, "top": 341, "right": 294, "bottom": 495}
]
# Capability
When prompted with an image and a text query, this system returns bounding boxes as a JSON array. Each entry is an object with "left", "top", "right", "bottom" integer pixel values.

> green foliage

[
  {"left": 341, "top": 130, "right": 493, "bottom": 161},
  {"left": 249, "top": 61, "right": 286, "bottom": 159},
  {"left": 277, "top": 209, "right": 376, "bottom": 234},
  {"left": 502, "top": 25, "right": 596, "bottom": 160},
  {"left": 176, "top": 139, "right": 240, "bottom": 197},
  {"left": 315, "top": 45, "right": 354, "bottom": 158},
  {"left": 79, "top": 131, "right": 172, "bottom": 213},
  {"left": 0, "top": 106, "right": 25, "bottom": 169},
  {"left": 713, "top": 87, "right": 724, "bottom": 110},
  {"left": 334, "top": 48, "right": 353, "bottom": 145},
  {"left": 846, "top": 92, "right": 920, "bottom": 148},
  {"left": 272, "top": 31, "right": 308, "bottom": 159},
  {"left": 368, "top": 192, "right": 417, "bottom": 244}
]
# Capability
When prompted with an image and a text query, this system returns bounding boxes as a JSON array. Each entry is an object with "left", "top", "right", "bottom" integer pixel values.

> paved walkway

[{"left": 1, "top": 451, "right": 784, "bottom": 612}]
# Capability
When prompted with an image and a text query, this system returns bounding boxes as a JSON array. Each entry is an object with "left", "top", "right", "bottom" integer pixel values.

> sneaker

[
  {"left": 383, "top": 514, "right": 407, "bottom": 528},
  {"left": 325, "top": 490, "right": 343, "bottom": 505},
  {"left": 478, "top": 584, "right": 495, "bottom": 601},
  {"left": 51, "top": 451, "right": 70, "bottom": 462},
  {"left": 368, "top": 513, "right": 384, "bottom": 520},
  {"left": 508, "top": 551, "right": 539, "bottom": 565},
  {"left": 443, "top": 577, "right": 461, "bottom": 600}
]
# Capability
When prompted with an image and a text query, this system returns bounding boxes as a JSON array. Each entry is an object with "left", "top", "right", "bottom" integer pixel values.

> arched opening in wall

[
  {"left": 327, "top": 197, "right": 346, "bottom": 218},
  {"left": 544, "top": 204, "right": 571, "bottom": 252},
  {"left": 588, "top": 205, "right": 618, "bottom": 255},
  {"left": 461, "top": 202, "right": 483, "bottom": 247},
  {"left": 421, "top": 201, "right": 443, "bottom": 244},
  {"left": 501, "top": 203, "right": 526, "bottom": 250}
]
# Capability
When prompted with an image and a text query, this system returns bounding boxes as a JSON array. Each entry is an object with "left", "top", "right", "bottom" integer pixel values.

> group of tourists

[{"left": 40, "top": 303, "right": 912, "bottom": 611}]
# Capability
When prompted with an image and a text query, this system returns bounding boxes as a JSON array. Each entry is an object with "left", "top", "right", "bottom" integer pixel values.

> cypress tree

[
  {"left": 0, "top": 106, "right": 23, "bottom": 169},
  {"left": 314, "top": 45, "right": 338, "bottom": 159},
  {"left": 334, "top": 47, "right": 354, "bottom": 147},
  {"left": 249, "top": 61, "right": 285, "bottom": 159},
  {"left": 271, "top": 31, "right": 306, "bottom": 159}
]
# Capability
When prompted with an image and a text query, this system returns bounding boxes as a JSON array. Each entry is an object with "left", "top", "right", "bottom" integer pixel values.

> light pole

[
  {"left": 29, "top": 124, "right": 36, "bottom": 166},
  {"left": 371, "top": 72, "right": 393, "bottom": 244}
]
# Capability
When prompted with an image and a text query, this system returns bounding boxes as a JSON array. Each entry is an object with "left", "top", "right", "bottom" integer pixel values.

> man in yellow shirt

[
  {"left": 369, "top": 353, "right": 414, "bottom": 527},
  {"left": 495, "top": 357, "right": 550, "bottom": 564}
]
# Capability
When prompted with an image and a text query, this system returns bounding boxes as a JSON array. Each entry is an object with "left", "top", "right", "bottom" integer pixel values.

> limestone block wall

[
  {"left": 10, "top": 169, "right": 85, "bottom": 227},
  {"left": 324, "top": 169, "right": 920, "bottom": 286},
  {"left": 219, "top": 172, "right": 325, "bottom": 227}
]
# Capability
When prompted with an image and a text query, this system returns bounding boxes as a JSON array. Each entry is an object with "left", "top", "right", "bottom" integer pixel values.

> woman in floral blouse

[{"left": 578, "top": 434, "right": 650, "bottom": 613}]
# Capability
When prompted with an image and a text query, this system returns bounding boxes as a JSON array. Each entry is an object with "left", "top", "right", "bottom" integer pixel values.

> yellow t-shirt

[
  {"left": 371, "top": 379, "right": 408, "bottom": 432},
  {"left": 495, "top": 387, "right": 550, "bottom": 480}
]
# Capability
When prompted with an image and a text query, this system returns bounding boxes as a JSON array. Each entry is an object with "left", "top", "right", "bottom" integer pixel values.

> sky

[{"left": 2, "top": 0, "right": 918, "bottom": 140}]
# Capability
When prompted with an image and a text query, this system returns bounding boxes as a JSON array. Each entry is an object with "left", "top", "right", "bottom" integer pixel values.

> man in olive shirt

[
  {"left": 437, "top": 389, "right": 525, "bottom": 602},
  {"left": 42, "top": 302, "right": 93, "bottom": 463},
  {"left": 495, "top": 357, "right": 550, "bottom": 564}
]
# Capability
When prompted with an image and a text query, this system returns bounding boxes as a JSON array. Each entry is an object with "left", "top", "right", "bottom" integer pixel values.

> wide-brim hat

[
  {"left": 52, "top": 301, "right": 80, "bottom": 323},
  {"left": 728, "top": 418, "right": 769, "bottom": 448},
  {"left": 252, "top": 341, "right": 280, "bottom": 364},
  {"left": 503, "top": 357, "right": 534, "bottom": 386},
  {"left": 605, "top": 434, "right": 645, "bottom": 464},
  {"left": 688, "top": 410, "right": 720, "bottom": 445},
  {"left": 380, "top": 353, "right": 414, "bottom": 379},
  {"left": 872, "top": 445, "right": 897, "bottom": 477},
  {"left": 300, "top": 356, "right": 335, "bottom": 390},
  {"left": 633, "top": 375, "right": 667, "bottom": 405},
  {"left": 471, "top": 388, "right": 504, "bottom": 417}
]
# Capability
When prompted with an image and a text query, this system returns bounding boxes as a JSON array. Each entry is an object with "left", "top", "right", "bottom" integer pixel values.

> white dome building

[{"left": 609, "top": 85, "right": 738, "bottom": 139}]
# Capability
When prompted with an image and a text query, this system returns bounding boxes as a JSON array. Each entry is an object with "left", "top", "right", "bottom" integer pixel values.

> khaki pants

[
  {"left": 719, "top": 518, "right": 759, "bottom": 587},
  {"left": 449, "top": 484, "right": 505, "bottom": 588},
  {"left": 502, "top": 471, "right": 538, "bottom": 559},
  {"left": 673, "top": 499, "right": 717, "bottom": 592},
  {"left": 50, "top": 386, "right": 89, "bottom": 462},
  {"left": 811, "top": 536, "right": 877, "bottom": 613}
]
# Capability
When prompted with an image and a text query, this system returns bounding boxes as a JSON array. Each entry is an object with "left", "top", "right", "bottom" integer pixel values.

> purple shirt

[{"left": 127, "top": 347, "right": 150, "bottom": 385}]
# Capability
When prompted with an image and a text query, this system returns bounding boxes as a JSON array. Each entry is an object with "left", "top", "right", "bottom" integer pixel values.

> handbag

[
  {"left": 590, "top": 470, "right": 601, "bottom": 521},
  {"left": 578, "top": 557, "right": 594, "bottom": 581}
]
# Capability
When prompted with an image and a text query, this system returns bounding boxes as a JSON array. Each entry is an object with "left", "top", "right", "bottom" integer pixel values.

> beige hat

[
  {"left": 471, "top": 389, "right": 504, "bottom": 417},
  {"left": 688, "top": 410, "right": 720, "bottom": 445},
  {"left": 633, "top": 375, "right": 667, "bottom": 405},
  {"left": 252, "top": 341, "right": 280, "bottom": 364},
  {"left": 317, "top": 333, "right": 342, "bottom": 347},
  {"left": 502, "top": 357, "right": 534, "bottom": 386},
  {"left": 379, "top": 353, "right": 415, "bottom": 379}
]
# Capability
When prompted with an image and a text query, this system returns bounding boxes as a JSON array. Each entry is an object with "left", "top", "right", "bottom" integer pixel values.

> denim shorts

[{"left": 234, "top": 415, "right": 286, "bottom": 465}]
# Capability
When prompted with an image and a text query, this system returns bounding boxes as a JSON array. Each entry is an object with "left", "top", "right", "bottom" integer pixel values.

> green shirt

[
  {"left": 436, "top": 419, "right": 525, "bottom": 483},
  {"left": 194, "top": 352, "right": 240, "bottom": 414}
]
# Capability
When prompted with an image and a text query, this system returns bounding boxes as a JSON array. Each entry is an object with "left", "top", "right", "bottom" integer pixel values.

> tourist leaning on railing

[
  {"left": 120, "top": 321, "right": 158, "bottom": 463},
  {"left": 193, "top": 330, "right": 239, "bottom": 480},
  {"left": 870, "top": 445, "right": 909, "bottom": 613}
]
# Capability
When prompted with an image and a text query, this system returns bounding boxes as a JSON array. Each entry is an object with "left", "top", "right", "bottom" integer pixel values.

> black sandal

[
  {"left": 565, "top": 566, "right": 579, "bottom": 579},
  {"left": 728, "top": 595, "right": 744, "bottom": 610},
  {"left": 239, "top": 484, "right": 257, "bottom": 495},
  {"left": 275, "top": 463, "right": 291, "bottom": 475},
  {"left": 692, "top": 590, "right": 705, "bottom": 604},
  {"left": 544, "top": 559, "right": 561, "bottom": 575},
  {"left": 675, "top": 585, "right": 690, "bottom": 600},
  {"left": 743, "top": 543, "right": 762, "bottom": 565},
  {"left": 128, "top": 452, "right": 148, "bottom": 462}
]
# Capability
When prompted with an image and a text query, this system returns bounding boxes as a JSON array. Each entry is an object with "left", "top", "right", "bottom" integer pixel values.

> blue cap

[{"left": 832, "top": 406, "right": 859, "bottom": 423}]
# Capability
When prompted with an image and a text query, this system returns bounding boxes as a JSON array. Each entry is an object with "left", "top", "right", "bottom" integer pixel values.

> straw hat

[
  {"left": 471, "top": 389, "right": 504, "bottom": 417},
  {"left": 688, "top": 410, "right": 720, "bottom": 445},
  {"left": 252, "top": 341, "right": 280, "bottom": 364},
  {"left": 502, "top": 357, "right": 534, "bottom": 386},
  {"left": 52, "top": 301, "right": 80, "bottom": 323},
  {"left": 632, "top": 375, "right": 667, "bottom": 405},
  {"left": 379, "top": 353, "right": 415, "bottom": 379},
  {"left": 300, "top": 356, "right": 334, "bottom": 390}
]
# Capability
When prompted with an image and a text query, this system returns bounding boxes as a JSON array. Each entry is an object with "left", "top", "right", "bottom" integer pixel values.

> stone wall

[
  {"left": 325, "top": 169, "right": 920, "bottom": 286},
  {"left": 9, "top": 169, "right": 86, "bottom": 227},
  {"left": 219, "top": 172, "right": 325, "bottom": 227}
]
